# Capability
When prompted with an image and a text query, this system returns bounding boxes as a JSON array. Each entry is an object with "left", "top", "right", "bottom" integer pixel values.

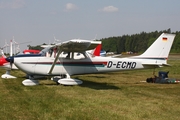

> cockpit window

[{"left": 39, "top": 47, "right": 88, "bottom": 59}]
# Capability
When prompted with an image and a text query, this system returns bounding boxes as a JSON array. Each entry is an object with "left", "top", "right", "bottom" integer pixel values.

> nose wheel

[{"left": 1, "top": 70, "right": 16, "bottom": 79}]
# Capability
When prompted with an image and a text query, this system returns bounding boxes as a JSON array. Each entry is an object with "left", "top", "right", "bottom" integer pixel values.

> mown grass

[{"left": 0, "top": 56, "right": 180, "bottom": 120}]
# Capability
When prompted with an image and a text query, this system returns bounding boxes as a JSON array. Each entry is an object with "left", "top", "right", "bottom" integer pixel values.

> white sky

[{"left": 0, "top": 0, "right": 180, "bottom": 51}]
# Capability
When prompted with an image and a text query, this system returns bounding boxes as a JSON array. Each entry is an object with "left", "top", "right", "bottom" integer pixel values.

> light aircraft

[{"left": 6, "top": 33, "right": 175, "bottom": 86}]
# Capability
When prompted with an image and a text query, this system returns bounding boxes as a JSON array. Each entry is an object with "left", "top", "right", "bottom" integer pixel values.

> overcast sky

[{"left": 0, "top": 0, "right": 180, "bottom": 51}]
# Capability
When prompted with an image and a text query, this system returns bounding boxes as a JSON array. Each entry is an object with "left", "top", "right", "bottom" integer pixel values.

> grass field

[{"left": 0, "top": 55, "right": 180, "bottom": 120}]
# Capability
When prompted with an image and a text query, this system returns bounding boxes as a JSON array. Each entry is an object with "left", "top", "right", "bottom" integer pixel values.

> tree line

[{"left": 99, "top": 29, "right": 180, "bottom": 54}]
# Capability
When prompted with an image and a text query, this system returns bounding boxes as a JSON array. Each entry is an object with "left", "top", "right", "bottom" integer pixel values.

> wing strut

[{"left": 48, "top": 48, "right": 62, "bottom": 74}]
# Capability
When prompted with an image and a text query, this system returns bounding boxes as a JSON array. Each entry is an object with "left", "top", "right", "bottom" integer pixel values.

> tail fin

[
  {"left": 139, "top": 33, "right": 175, "bottom": 58},
  {"left": 92, "top": 44, "right": 101, "bottom": 56}
]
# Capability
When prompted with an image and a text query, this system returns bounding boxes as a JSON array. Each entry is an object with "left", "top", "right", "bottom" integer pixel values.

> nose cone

[{"left": 6, "top": 56, "right": 14, "bottom": 63}]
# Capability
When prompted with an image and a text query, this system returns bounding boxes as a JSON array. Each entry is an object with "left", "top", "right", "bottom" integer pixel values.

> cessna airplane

[{"left": 6, "top": 33, "right": 175, "bottom": 86}]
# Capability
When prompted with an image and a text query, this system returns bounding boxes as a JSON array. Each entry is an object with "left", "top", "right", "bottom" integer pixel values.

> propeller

[{"left": 5, "top": 56, "right": 14, "bottom": 69}]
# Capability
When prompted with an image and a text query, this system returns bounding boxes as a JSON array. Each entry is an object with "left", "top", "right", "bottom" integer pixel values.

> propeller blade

[
  {"left": 5, "top": 56, "right": 14, "bottom": 69},
  {"left": 10, "top": 60, "right": 13, "bottom": 69}
]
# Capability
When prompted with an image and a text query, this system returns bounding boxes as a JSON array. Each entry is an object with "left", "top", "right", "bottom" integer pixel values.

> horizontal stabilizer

[{"left": 142, "top": 63, "right": 171, "bottom": 67}]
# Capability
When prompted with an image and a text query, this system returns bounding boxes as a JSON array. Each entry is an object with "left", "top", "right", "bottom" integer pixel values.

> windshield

[{"left": 39, "top": 47, "right": 51, "bottom": 56}]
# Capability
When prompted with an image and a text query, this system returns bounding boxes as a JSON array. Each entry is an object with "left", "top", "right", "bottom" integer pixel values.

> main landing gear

[
  {"left": 51, "top": 74, "right": 83, "bottom": 85},
  {"left": 22, "top": 74, "right": 83, "bottom": 86},
  {"left": 22, "top": 75, "right": 39, "bottom": 86}
]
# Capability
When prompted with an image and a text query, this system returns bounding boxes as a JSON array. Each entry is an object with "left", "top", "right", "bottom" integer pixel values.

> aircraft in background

[
  {"left": 6, "top": 33, "right": 175, "bottom": 86},
  {"left": 23, "top": 49, "right": 40, "bottom": 54}
]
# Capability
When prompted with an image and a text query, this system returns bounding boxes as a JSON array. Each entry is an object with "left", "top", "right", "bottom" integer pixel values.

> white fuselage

[{"left": 13, "top": 54, "right": 164, "bottom": 76}]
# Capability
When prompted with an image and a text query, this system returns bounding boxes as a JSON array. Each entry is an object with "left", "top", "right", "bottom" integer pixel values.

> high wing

[
  {"left": 48, "top": 39, "right": 101, "bottom": 74},
  {"left": 56, "top": 39, "right": 101, "bottom": 52}
]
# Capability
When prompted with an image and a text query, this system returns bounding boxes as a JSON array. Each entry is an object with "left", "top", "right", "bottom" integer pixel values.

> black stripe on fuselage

[{"left": 14, "top": 54, "right": 42, "bottom": 58}]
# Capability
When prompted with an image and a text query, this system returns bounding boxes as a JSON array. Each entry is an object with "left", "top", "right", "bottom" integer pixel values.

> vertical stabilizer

[
  {"left": 139, "top": 33, "right": 175, "bottom": 58},
  {"left": 92, "top": 44, "right": 101, "bottom": 56}
]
